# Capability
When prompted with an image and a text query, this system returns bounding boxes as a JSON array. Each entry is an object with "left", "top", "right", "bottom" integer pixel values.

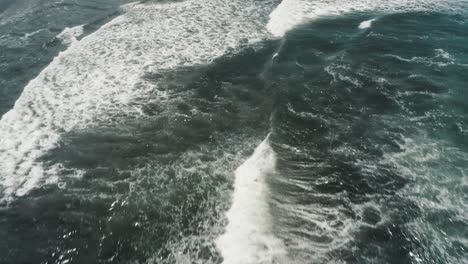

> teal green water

[
  {"left": 0, "top": 1, "right": 467, "bottom": 263},
  {"left": 0, "top": 0, "right": 129, "bottom": 115},
  {"left": 268, "top": 12, "right": 468, "bottom": 263}
]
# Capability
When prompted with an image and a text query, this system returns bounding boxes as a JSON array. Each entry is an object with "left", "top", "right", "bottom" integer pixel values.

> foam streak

[{"left": 216, "top": 135, "right": 287, "bottom": 264}]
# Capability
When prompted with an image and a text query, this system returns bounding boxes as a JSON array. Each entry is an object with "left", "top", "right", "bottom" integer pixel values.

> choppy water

[{"left": 1, "top": 0, "right": 467, "bottom": 263}]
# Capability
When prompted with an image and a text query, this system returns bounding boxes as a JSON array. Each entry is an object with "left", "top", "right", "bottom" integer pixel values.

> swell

[
  {"left": 0, "top": 0, "right": 15, "bottom": 14},
  {"left": 263, "top": 10, "right": 468, "bottom": 263},
  {"left": 0, "top": 0, "right": 279, "bottom": 203},
  {"left": 0, "top": 37, "right": 279, "bottom": 263}
]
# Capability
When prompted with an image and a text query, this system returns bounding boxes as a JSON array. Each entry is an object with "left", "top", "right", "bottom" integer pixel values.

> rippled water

[
  {"left": 267, "top": 12, "right": 468, "bottom": 263},
  {"left": 1, "top": 0, "right": 467, "bottom": 263}
]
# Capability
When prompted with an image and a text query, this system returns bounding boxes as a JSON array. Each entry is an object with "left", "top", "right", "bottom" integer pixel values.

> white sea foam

[
  {"left": 382, "top": 134, "right": 468, "bottom": 263},
  {"left": 0, "top": 28, "right": 47, "bottom": 47},
  {"left": 23, "top": 28, "right": 46, "bottom": 40},
  {"left": 384, "top": 48, "right": 456, "bottom": 67},
  {"left": 56, "top": 25, "right": 84, "bottom": 45},
  {"left": 267, "top": 0, "right": 466, "bottom": 37},
  {"left": 270, "top": 145, "right": 388, "bottom": 262},
  {"left": 216, "top": 135, "right": 287, "bottom": 264},
  {"left": 0, "top": 0, "right": 278, "bottom": 202},
  {"left": 359, "top": 18, "right": 376, "bottom": 29}
]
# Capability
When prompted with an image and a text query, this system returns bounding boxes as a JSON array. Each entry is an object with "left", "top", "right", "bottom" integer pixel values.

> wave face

[
  {"left": 1, "top": 0, "right": 468, "bottom": 263},
  {"left": 216, "top": 135, "right": 287, "bottom": 264}
]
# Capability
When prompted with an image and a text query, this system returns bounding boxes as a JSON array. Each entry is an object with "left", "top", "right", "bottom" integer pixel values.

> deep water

[
  {"left": 0, "top": 1, "right": 467, "bottom": 264},
  {"left": 267, "top": 12, "right": 468, "bottom": 263}
]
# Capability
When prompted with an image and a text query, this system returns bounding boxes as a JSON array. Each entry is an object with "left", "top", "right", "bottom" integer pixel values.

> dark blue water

[{"left": 0, "top": 1, "right": 467, "bottom": 263}]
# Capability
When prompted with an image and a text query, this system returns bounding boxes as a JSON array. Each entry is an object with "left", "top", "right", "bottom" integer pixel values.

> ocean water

[{"left": 0, "top": 0, "right": 467, "bottom": 263}]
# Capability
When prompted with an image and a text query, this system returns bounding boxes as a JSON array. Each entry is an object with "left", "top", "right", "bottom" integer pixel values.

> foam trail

[
  {"left": 0, "top": 0, "right": 277, "bottom": 203},
  {"left": 216, "top": 134, "right": 287, "bottom": 264},
  {"left": 382, "top": 135, "right": 468, "bottom": 263},
  {"left": 267, "top": 0, "right": 465, "bottom": 37}
]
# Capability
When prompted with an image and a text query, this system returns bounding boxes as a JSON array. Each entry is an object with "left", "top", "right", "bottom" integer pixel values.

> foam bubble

[
  {"left": 56, "top": 25, "right": 84, "bottom": 45},
  {"left": 216, "top": 135, "right": 287, "bottom": 264}
]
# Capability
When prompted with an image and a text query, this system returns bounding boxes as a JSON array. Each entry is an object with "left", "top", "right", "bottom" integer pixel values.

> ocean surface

[{"left": 1, "top": 0, "right": 467, "bottom": 263}]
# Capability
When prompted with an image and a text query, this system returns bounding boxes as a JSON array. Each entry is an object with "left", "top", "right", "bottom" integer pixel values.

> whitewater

[
  {"left": 216, "top": 135, "right": 288, "bottom": 264},
  {"left": 1, "top": 0, "right": 468, "bottom": 263},
  {"left": 1, "top": 0, "right": 464, "bottom": 205},
  {"left": 0, "top": 0, "right": 278, "bottom": 203}
]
